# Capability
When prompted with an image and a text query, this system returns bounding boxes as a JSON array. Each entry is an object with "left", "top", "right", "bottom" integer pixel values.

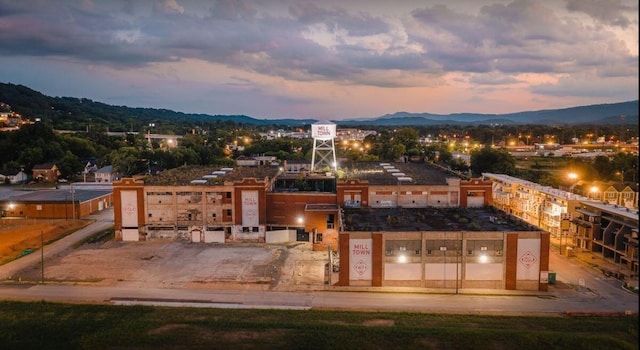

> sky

[{"left": 0, "top": 0, "right": 637, "bottom": 120}]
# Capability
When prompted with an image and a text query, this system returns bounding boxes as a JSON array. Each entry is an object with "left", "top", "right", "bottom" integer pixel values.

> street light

[
  {"left": 567, "top": 172, "right": 579, "bottom": 193},
  {"left": 589, "top": 186, "right": 599, "bottom": 200}
]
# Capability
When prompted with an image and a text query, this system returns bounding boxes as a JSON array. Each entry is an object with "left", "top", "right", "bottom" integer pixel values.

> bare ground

[
  {"left": 0, "top": 219, "right": 89, "bottom": 265},
  {"left": 16, "top": 239, "right": 329, "bottom": 290}
]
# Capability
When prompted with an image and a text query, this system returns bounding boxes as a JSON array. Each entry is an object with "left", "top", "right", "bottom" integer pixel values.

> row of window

[
  {"left": 148, "top": 209, "right": 233, "bottom": 220},
  {"left": 385, "top": 248, "right": 504, "bottom": 256},
  {"left": 385, "top": 240, "right": 504, "bottom": 256}
]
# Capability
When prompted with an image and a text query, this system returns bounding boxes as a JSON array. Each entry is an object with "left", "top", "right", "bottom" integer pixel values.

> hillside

[
  {"left": 0, "top": 83, "right": 316, "bottom": 131},
  {"left": 1, "top": 82, "right": 636, "bottom": 128}
]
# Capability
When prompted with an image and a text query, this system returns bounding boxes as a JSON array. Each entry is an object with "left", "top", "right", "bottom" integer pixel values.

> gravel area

[{"left": 16, "top": 241, "right": 330, "bottom": 291}]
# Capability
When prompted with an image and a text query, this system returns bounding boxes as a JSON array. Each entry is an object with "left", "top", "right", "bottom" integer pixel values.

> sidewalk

[{"left": 549, "top": 235, "right": 639, "bottom": 291}]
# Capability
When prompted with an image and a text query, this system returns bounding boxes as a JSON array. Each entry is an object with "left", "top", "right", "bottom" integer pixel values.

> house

[
  {"left": 600, "top": 183, "right": 638, "bottom": 209},
  {"left": 1, "top": 169, "right": 28, "bottom": 184},
  {"left": 32, "top": 163, "right": 61, "bottom": 183},
  {"left": 95, "top": 165, "right": 116, "bottom": 183}
]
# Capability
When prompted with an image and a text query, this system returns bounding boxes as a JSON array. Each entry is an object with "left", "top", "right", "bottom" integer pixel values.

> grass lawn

[{"left": 0, "top": 301, "right": 636, "bottom": 349}]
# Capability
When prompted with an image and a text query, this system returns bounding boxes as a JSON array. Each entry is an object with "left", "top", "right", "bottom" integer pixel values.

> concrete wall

[{"left": 338, "top": 230, "right": 549, "bottom": 291}]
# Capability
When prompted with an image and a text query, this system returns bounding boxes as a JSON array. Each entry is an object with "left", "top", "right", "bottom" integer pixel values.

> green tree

[
  {"left": 591, "top": 155, "right": 613, "bottom": 179},
  {"left": 470, "top": 146, "right": 516, "bottom": 176},
  {"left": 60, "top": 134, "right": 98, "bottom": 158},
  {"left": 395, "top": 128, "right": 420, "bottom": 152},
  {"left": 108, "top": 147, "right": 142, "bottom": 176},
  {"left": 57, "top": 150, "right": 82, "bottom": 178}
]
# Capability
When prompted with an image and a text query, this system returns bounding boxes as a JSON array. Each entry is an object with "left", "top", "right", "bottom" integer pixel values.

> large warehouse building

[
  {"left": 112, "top": 161, "right": 550, "bottom": 292},
  {"left": 0, "top": 186, "right": 113, "bottom": 219}
]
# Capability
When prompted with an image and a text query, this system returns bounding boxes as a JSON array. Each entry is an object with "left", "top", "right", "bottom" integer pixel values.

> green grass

[{"left": 0, "top": 301, "right": 636, "bottom": 349}]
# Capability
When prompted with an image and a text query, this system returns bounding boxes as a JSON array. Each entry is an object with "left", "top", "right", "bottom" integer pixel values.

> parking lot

[{"left": 16, "top": 240, "right": 330, "bottom": 291}]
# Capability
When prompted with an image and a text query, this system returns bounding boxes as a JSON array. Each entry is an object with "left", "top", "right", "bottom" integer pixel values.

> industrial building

[
  {"left": 112, "top": 160, "right": 552, "bottom": 292},
  {"left": 0, "top": 187, "right": 113, "bottom": 219},
  {"left": 110, "top": 121, "right": 549, "bottom": 292}
]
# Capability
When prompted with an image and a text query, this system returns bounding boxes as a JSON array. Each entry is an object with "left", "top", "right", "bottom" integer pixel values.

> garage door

[
  {"left": 122, "top": 229, "right": 139, "bottom": 241},
  {"left": 296, "top": 228, "right": 309, "bottom": 242}
]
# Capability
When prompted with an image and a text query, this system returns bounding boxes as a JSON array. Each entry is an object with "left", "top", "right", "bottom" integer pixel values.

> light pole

[
  {"left": 397, "top": 179, "right": 400, "bottom": 208},
  {"left": 567, "top": 172, "right": 579, "bottom": 193},
  {"left": 456, "top": 233, "right": 461, "bottom": 294},
  {"left": 41, "top": 230, "right": 44, "bottom": 284},
  {"left": 64, "top": 192, "right": 68, "bottom": 220},
  {"left": 70, "top": 186, "right": 76, "bottom": 220},
  {"left": 440, "top": 245, "right": 447, "bottom": 289}
]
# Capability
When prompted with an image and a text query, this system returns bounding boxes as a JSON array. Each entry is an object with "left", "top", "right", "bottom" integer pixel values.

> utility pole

[
  {"left": 455, "top": 235, "right": 459, "bottom": 294},
  {"left": 41, "top": 230, "right": 44, "bottom": 284},
  {"left": 70, "top": 186, "right": 76, "bottom": 220}
]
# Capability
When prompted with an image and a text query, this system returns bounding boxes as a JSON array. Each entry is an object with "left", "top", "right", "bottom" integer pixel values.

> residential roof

[
  {"left": 1, "top": 169, "right": 24, "bottom": 176},
  {"left": 95, "top": 165, "right": 114, "bottom": 174},
  {"left": 32, "top": 163, "right": 56, "bottom": 170}
]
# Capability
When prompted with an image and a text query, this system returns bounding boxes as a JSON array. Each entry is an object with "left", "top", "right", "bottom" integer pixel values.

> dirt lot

[
  {"left": 0, "top": 218, "right": 89, "bottom": 265},
  {"left": 15, "top": 238, "right": 330, "bottom": 291}
]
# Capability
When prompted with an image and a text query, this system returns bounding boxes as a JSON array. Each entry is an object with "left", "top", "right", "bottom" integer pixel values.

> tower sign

[{"left": 311, "top": 121, "right": 337, "bottom": 172}]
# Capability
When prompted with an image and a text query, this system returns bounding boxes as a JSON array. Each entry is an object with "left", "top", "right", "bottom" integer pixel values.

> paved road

[
  {"left": 0, "top": 210, "right": 637, "bottom": 315},
  {"left": 0, "top": 279, "right": 635, "bottom": 315}
]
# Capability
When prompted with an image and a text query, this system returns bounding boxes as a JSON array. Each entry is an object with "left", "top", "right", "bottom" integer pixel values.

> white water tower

[{"left": 311, "top": 121, "right": 337, "bottom": 173}]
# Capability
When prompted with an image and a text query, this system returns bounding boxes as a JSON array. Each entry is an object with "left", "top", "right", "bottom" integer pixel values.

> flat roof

[
  {"left": 0, "top": 189, "right": 111, "bottom": 203},
  {"left": 483, "top": 173, "right": 587, "bottom": 201},
  {"left": 343, "top": 207, "right": 537, "bottom": 232},
  {"left": 143, "top": 165, "right": 280, "bottom": 186},
  {"left": 580, "top": 201, "right": 640, "bottom": 221},
  {"left": 340, "top": 162, "right": 450, "bottom": 185}
]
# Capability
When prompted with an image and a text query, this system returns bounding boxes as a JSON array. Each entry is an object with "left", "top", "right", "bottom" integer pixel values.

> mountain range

[
  {"left": 0, "top": 82, "right": 637, "bottom": 127},
  {"left": 336, "top": 101, "right": 638, "bottom": 126}
]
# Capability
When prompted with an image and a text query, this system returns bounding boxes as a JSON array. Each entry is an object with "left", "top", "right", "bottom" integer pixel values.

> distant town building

[
  {"left": 32, "top": 163, "right": 61, "bottom": 183},
  {"left": 95, "top": 165, "right": 117, "bottom": 183},
  {"left": 1, "top": 169, "right": 28, "bottom": 184}
]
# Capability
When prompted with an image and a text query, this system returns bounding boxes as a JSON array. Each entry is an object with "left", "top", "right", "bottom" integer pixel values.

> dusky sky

[{"left": 0, "top": 0, "right": 637, "bottom": 120}]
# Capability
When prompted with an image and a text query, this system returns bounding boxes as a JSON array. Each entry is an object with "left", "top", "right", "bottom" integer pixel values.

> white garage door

[{"left": 122, "top": 229, "right": 139, "bottom": 241}]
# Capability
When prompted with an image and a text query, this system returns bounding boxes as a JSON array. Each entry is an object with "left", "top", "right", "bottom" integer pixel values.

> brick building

[{"left": 111, "top": 163, "right": 552, "bottom": 291}]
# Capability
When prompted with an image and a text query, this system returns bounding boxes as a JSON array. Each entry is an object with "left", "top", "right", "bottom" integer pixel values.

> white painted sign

[
  {"left": 350, "top": 239, "right": 372, "bottom": 280},
  {"left": 516, "top": 239, "right": 540, "bottom": 281},
  {"left": 540, "top": 271, "right": 549, "bottom": 284},
  {"left": 120, "top": 190, "right": 138, "bottom": 228},
  {"left": 241, "top": 190, "right": 259, "bottom": 227},
  {"left": 311, "top": 122, "right": 336, "bottom": 140}
]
